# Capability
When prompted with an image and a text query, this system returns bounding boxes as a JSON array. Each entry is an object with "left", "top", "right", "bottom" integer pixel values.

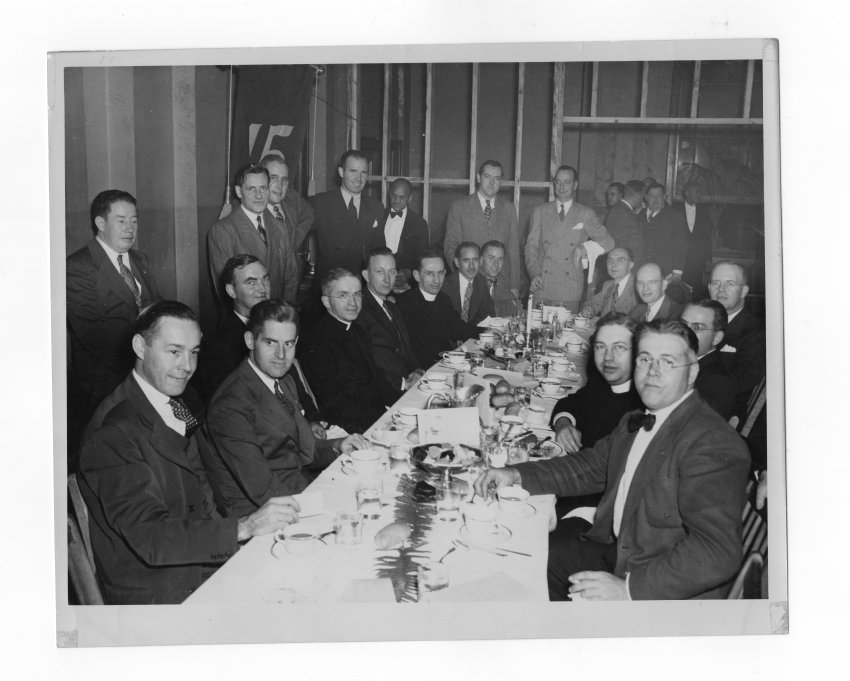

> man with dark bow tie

[{"left": 475, "top": 319, "right": 749, "bottom": 600}]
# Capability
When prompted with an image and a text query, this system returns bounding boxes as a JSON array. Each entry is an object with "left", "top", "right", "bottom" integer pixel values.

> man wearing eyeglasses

[
  {"left": 628, "top": 262, "right": 684, "bottom": 322},
  {"left": 260, "top": 152, "right": 314, "bottom": 268},
  {"left": 475, "top": 319, "right": 750, "bottom": 600},
  {"left": 681, "top": 300, "right": 737, "bottom": 420},
  {"left": 299, "top": 268, "right": 401, "bottom": 433},
  {"left": 208, "top": 163, "right": 299, "bottom": 306}
]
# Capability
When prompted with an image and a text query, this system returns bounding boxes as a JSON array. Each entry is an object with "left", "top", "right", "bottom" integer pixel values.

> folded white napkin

[{"left": 583, "top": 240, "right": 606, "bottom": 283}]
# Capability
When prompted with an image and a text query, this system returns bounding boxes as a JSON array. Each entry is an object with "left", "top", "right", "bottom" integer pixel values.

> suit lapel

[{"left": 90, "top": 241, "right": 137, "bottom": 311}]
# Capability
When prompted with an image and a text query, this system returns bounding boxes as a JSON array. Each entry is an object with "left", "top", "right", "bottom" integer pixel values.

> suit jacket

[
  {"left": 680, "top": 202, "right": 714, "bottom": 292},
  {"left": 396, "top": 286, "right": 478, "bottom": 367},
  {"left": 355, "top": 290, "right": 422, "bottom": 394},
  {"left": 444, "top": 194, "right": 521, "bottom": 291},
  {"left": 67, "top": 240, "right": 160, "bottom": 448},
  {"left": 604, "top": 200, "right": 645, "bottom": 264},
  {"left": 719, "top": 309, "right": 766, "bottom": 415},
  {"left": 515, "top": 392, "right": 750, "bottom": 599},
  {"left": 78, "top": 374, "right": 238, "bottom": 604},
  {"left": 299, "top": 312, "right": 400, "bottom": 433},
  {"left": 443, "top": 271, "right": 495, "bottom": 325},
  {"left": 310, "top": 188, "right": 386, "bottom": 289},
  {"left": 208, "top": 204, "right": 298, "bottom": 305},
  {"left": 387, "top": 207, "right": 429, "bottom": 279},
  {"left": 525, "top": 200, "right": 613, "bottom": 305},
  {"left": 628, "top": 295, "right": 684, "bottom": 323},
  {"left": 281, "top": 190, "right": 315, "bottom": 252},
  {"left": 584, "top": 274, "right": 639, "bottom": 317},
  {"left": 696, "top": 349, "right": 738, "bottom": 420},
  {"left": 487, "top": 276, "right": 520, "bottom": 317},
  {"left": 204, "top": 359, "right": 338, "bottom": 517},
  {"left": 642, "top": 204, "right": 690, "bottom": 275}
]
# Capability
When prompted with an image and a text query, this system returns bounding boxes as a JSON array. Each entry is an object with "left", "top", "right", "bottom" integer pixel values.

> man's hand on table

[
  {"left": 579, "top": 303, "right": 595, "bottom": 318},
  {"left": 473, "top": 466, "right": 522, "bottom": 499},
  {"left": 237, "top": 496, "right": 301, "bottom": 541},
  {"left": 404, "top": 369, "right": 424, "bottom": 390},
  {"left": 339, "top": 433, "right": 370, "bottom": 454},
  {"left": 568, "top": 571, "right": 628, "bottom": 600},
  {"left": 554, "top": 419, "right": 583, "bottom": 454},
  {"left": 310, "top": 421, "right": 327, "bottom": 439}
]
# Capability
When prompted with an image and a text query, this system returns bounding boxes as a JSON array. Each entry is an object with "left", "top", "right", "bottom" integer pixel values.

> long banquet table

[{"left": 186, "top": 324, "right": 595, "bottom": 606}]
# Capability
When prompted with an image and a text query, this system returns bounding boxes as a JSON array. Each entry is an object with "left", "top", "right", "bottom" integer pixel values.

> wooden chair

[
  {"left": 728, "top": 480, "right": 768, "bottom": 599},
  {"left": 67, "top": 474, "right": 104, "bottom": 605}
]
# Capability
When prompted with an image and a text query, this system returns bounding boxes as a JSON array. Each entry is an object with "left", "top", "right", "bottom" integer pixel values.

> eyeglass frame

[
  {"left": 592, "top": 342, "right": 632, "bottom": 357},
  {"left": 328, "top": 291, "right": 364, "bottom": 302},
  {"left": 634, "top": 353, "right": 697, "bottom": 373}
]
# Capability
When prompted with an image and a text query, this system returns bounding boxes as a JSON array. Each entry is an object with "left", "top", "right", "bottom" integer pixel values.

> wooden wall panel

[{"left": 64, "top": 68, "right": 91, "bottom": 254}]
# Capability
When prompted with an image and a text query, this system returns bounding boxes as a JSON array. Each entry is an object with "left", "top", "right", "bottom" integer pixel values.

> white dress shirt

[
  {"left": 645, "top": 295, "right": 667, "bottom": 321},
  {"left": 341, "top": 188, "right": 361, "bottom": 215},
  {"left": 615, "top": 274, "right": 632, "bottom": 299},
  {"left": 476, "top": 192, "right": 496, "bottom": 213},
  {"left": 458, "top": 274, "right": 474, "bottom": 311},
  {"left": 557, "top": 199, "right": 574, "bottom": 216},
  {"left": 384, "top": 207, "right": 406, "bottom": 253},
  {"left": 240, "top": 204, "right": 265, "bottom": 231},
  {"left": 685, "top": 202, "right": 697, "bottom": 233},
  {"left": 96, "top": 237, "right": 142, "bottom": 292},
  {"left": 132, "top": 370, "right": 187, "bottom": 436},
  {"left": 247, "top": 357, "right": 277, "bottom": 396}
]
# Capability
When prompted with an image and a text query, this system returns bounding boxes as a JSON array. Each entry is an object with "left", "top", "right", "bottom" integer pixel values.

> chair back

[
  {"left": 739, "top": 377, "right": 766, "bottom": 439},
  {"left": 67, "top": 474, "right": 104, "bottom": 604},
  {"left": 727, "top": 552, "right": 765, "bottom": 599},
  {"left": 68, "top": 473, "right": 94, "bottom": 569}
]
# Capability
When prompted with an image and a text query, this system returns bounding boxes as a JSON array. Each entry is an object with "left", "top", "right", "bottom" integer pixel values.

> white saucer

[
  {"left": 532, "top": 386, "right": 569, "bottom": 399},
  {"left": 418, "top": 383, "right": 451, "bottom": 394},
  {"left": 534, "top": 440, "right": 565, "bottom": 459},
  {"left": 439, "top": 360, "right": 471, "bottom": 371},
  {"left": 489, "top": 501, "right": 536, "bottom": 519},
  {"left": 459, "top": 523, "right": 512, "bottom": 546},
  {"left": 367, "top": 430, "right": 407, "bottom": 446},
  {"left": 549, "top": 371, "right": 582, "bottom": 382}
]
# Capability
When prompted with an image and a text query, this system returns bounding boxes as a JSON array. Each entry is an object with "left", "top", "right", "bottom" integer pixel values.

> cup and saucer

[{"left": 459, "top": 504, "right": 513, "bottom": 546}]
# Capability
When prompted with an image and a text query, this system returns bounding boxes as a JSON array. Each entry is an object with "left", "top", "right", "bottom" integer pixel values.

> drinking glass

[
  {"left": 390, "top": 443, "right": 411, "bottom": 476},
  {"left": 355, "top": 478, "right": 383, "bottom": 520},
  {"left": 334, "top": 511, "right": 364, "bottom": 545},
  {"left": 435, "top": 480, "right": 466, "bottom": 522},
  {"left": 417, "top": 562, "right": 450, "bottom": 602}
]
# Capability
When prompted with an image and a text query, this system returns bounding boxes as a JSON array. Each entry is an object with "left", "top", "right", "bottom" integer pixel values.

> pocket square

[
  {"left": 720, "top": 345, "right": 737, "bottom": 353},
  {"left": 372, "top": 219, "right": 379, "bottom": 229},
  {"left": 571, "top": 222, "right": 584, "bottom": 230}
]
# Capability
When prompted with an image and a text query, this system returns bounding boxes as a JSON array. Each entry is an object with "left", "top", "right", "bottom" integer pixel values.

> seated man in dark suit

[
  {"left": 708, "top": 260, "right": 766, "bottom": 417},
  {"left": 480, "top": 240, "right": 520, "bottom": 317},
  {"left": 628, "top": 262, "right": 684, "bottom": 322},
  {"left": 205, "top": 300, "right": 369, "bottom": 517},
  {"left": 356, "top": 247, "right": 423, "bottom": 394},
  {"left": 299, "top": 268, "right": 401, "bottom": 433},
  {"left": 475, "top": 320, "right": 750, "bottom": 600},
  {"left": 581, "top": 247, "right": 639, "bottom": 318},
  {"left": 383, "top": 177, "right": 429, "bottom": 291},
  {"left": 396, "top": 250, "right": 478, "bottom": 367},
  {"left": 681, "top": 299, "right": 737, "bottom": 420},
  {"left": 78, "top": 301, "right": 300, "bottom": 604},
  {"left": 67, "top": 189, "right": 161, "bottom": 466},
  {"left": 443, "top": 241, "right": 495, "bottom": 325},
  {"left": 191, "top": 255, "right": 325, "bottom": 434}
]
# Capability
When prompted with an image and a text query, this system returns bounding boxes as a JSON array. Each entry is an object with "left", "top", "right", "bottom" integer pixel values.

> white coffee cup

[
  {"left": 441, "top": 350, "right": 466, "bottom": 366},
  {"left": 566, "top": 342, "right": 584, "bottom": 354},
  {"left": 463, "top": 503, "right": 499, "bottom": 537},
  {"left": 372, "top": 425, "right": 403, "bottom": 444},
  {"left": 526, "top": 404, "right": 548, "bottom": 425},
  {"left": 497, "top": 485, "right": 530, "bottom": 515},
  {"left": 574, "top": 317, "right": 590, "bottom": 329},
  {"left": 277, "top": 523, "right": 320, "bottom": 556},
  {"left": 549, "top": 357, "right": 569, "bottom": 373},
  {"left": 540, "top": 378, "right": 562, "bottom": 396},
  {"left": 391, "top": 407, "right": 418, "bottom": 427},
  {"left": 499, "top": 415, "right": 525, "bottom": 435},
  {"left": 341, "top": 448, "right": 383, "bottom": 475},
  {"left": 479, "top": 332, "right": 495, "bottom": 348},
  {"left": 422, "top": 372, "right": 448, "bottom": 390}
]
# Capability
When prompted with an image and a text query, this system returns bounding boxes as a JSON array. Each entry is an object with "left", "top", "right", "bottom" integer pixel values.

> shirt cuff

[
  {"left": 625, "top": 571, "right": 632, "bottom": 600},
  {"left": 552, "top": 412, "right": 576, "bottom": 427}
]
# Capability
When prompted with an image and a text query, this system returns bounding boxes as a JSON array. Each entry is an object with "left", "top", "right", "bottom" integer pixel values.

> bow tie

[
  {"left": 627, "top": 412, "right": 656, "bottom": 433},
  {"left": 390, "top": 210, "right": 403, "bottom": 218}
]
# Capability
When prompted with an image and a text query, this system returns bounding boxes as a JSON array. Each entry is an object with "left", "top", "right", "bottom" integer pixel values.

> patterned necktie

[
  {"left": 611, "top": 282, "right": 620, "bottom": 306},
  {"left": 168, "top": 398, "right": 199, "bottom": 437},
  {"left": 348, "top": 197, "right": 358, "bottom": 222},
  {"left": 381, "top": 299, "right": 394, "bottom": 322},
  {"left": 274, "top": 380, "right": 296, "bottom": 415},
  {"left": 559, "top": 203, "right": 566, "bottom": 221},
  {"left": 627, "top": 412, "right": 656, "bottom": 433},
  {"left": 484, "top": 199, "right": 492, "bottom": 221},
  {"left": 273, "top": 203, "right": 285, "bottom": 222},
  {"left": 461, "top": 279, "right": 473, "bottom": 322},
  {"left": 117, "top": 254, "right": 142, "bottom": 310},
  {"left": 257, "top": 215, "right": 268, "bottom": 246},
  {"left": 487, "top": 278, "right": 495, "bottom": 298}
]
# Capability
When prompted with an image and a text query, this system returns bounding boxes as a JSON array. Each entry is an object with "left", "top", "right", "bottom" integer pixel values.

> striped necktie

[
  {"left": 461, "top": 279, "right": 473, "bottom": 322},
  {"left": 117, "top": 254, "right": 142, "bottom": 310},
  {"left": 257, "top": 215, "right": 268, "bottom": 246},
  {"left": 273, "top": 203, "right": 285, "bottom": 222}
]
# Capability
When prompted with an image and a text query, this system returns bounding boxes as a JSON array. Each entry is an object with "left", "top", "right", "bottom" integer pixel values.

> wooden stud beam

[
  {"left": 423, "top": 64, "right": 433, "bottom": 227},
  {"left": 550, "top": 62, "right": 565, "bottom": 201},
  {"left": 690, "top": 61, "right": 701, "bottom": 118},
  {"left": 562, "top": 116, "right": 762, "bottom": 125},
  {"left": 743, "top": 60, "right": 755, "bottom": 118},
  {"left": 513, "top": 63, "right": 525, "bottom": 210},
  {"left": 381, "top": 63, "right": 390, "bottom": 206},
  {"left": 347, "top": 64, "right": 359, "bottom": 149},
  {"left": 469, "top": 63, "right": 479, "bottom": 193},
  {"left": 640, "top": 62, "right": 649, "bottom": 117},
  {"left": 590, "top": 62, "right": 599, "bottom": 117}
]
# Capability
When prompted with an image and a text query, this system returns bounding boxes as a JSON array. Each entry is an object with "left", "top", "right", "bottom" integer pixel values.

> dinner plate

[
  {"left": 418, "top": 383, "right": 451, "bottom": 394},
  {"left": 531, "top": 440, "right": 565, "bottom": 459},
  {"left": 367, "top": 429, "right": 408, "bottom": 446},
  {"left": 459, "top": 523, "right": 512, "bottom": 547},
  {"left": 410, "top": 444, "right": 484, "bottom": 474},
  {"left": 548, "top": 371, "right": 582, "bottom": 382}
]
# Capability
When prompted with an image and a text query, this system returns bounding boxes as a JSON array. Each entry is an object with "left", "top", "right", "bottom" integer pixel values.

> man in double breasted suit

[
  {"left": 356, "top": 247, "right": 423, "bottom": 395},
  {"left": 476, "top": 319, "right": 750, "bottom": 600},
  {"left": 443, "top": 242, "right": 495, "bottom": 326},
  {"left": 309, "top": 150, "right": 386, "bottom": 296},
  {"left": 208, "top": 163, "right": 298, "bottom": 305},
  {"left": 67, "top": 190, "right": 161, "bottom": 464},
  {"left": 78, "top": 301, "right": 301, "bottom": 604},
  {"left": 443, "top": 160, "right": 521, "bottom": 294},
  {"left": 525, "top": 165, "right": 614, "bottom": 310},
  {"left": 383, "top": 178, "right": 429, "bottom": 290},
  {"left": 205, "top": 300, "right": 368, "bottom": 518}
]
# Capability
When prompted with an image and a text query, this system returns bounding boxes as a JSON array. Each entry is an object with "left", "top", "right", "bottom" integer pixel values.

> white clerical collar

[
  {"left": 419, "top": 287, "right": 437, "bottom": 302},
  {"left": 247, "top": 357, "right": 277, "bottom": 394},
  {"left": 647, "top": 294, "right": 666, "bottom": 319},
  {"left": 240, "top": 204, "right": 263, "bottom": 222},
  {"left": 477, "top": 192, "right": 496, "bottom": 212},
  {"left": 328, "top": 311, "right": 352, "bottom": 330},
  {"left": 611, "top": 380, "right": 631, "bottom": 394},
  {"left": 341, "top": 187, "right": 361, "bottom": 207},
  {"left": 620, "top": 198, "right": 632, "bottom": 209}
]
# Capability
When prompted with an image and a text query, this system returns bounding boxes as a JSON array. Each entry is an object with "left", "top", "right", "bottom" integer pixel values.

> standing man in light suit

[
  {"left": 443, "top": 160, "right": 521, "bottom": 296},
  {"left": 525, "top": 165, "right": 614, "bottom": 311},
  {"left": 208, "top": 163, "right": 298, "bottom": 306}
]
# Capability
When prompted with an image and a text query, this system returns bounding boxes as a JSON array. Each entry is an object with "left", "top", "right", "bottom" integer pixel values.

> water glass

[
  {"left": 479, "top": 426, "right": 498, "bottom": 458},
  {"left": 355, "top": 478, "right": 383, "bottom": 520},
  {"left": 389, "top": 442, "right": 411, "bottom": 476},
  {"left": 435, "top": 481, "right": 466, "bottom": 522},
  {"left": 334, "top": 511, "right": 364, "bottom": 545},
  {"left": 417, "top": 562, "right": 450, "bottom": 602}
]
